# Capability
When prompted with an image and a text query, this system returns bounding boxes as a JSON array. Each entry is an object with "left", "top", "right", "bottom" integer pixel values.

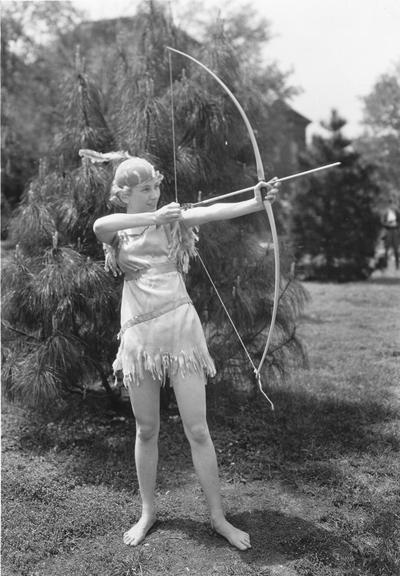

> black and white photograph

[{"left": 1, "top": 1, "right": 399, "bottom": 575}]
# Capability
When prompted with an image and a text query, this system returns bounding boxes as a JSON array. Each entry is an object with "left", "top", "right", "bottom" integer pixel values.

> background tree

[
  {"left": 2, "top": 1, "right": 307, "bottom": 409},
  {"left": 291, "top": 110, "right": 381, "bottom": 281},
  {"left": 1, "top": 1, "right": 297, "bottom": 209},
  {"left": 2, "top": 59, "right": 120, "bottom": 407},
  {"left": 1, "top": 1, "right": 83, "bottom": 212},
  {"left": 356, "top": 62, "right": 400, "bottom": 204}
]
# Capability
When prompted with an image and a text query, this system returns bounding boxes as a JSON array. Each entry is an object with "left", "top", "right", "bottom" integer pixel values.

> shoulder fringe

[
  {"left": 102, "top": 242, "right": 122, "bottom": 276},
  {"left": 101, "top": 222, "right": 198, "bottom": 276},
  {"left": 169, "top": 222, "right": 199, "bottom": 274}
]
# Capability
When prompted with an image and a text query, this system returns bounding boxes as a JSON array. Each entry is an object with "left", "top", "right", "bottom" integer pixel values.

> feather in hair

[{"left": 78, "top": 149, "right": 132, "bottom": 163}]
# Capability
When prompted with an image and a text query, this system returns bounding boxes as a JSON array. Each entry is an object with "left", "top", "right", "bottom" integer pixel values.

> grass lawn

[{"left": 2, "top": 266, "right": 400, "bottom": 576}]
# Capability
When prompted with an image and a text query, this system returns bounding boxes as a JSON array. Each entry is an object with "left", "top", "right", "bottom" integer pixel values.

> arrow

[{"left": 193, "top": 162, "right": 341, "bottom": 206}]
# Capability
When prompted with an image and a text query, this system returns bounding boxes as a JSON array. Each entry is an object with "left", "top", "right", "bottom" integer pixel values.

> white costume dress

[{"left": 111, "top": 223, "right": 216, "bottom": 385}]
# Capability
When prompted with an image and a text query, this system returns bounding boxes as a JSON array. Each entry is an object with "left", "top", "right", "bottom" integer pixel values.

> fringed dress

[{"left": 110, "top": 222, "right": 216, "bottom": 386}]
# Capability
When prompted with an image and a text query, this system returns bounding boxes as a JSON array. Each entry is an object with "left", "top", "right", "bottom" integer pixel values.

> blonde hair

[
  {"left": 110, "top": 158, "right": 163, "bottom": 207},
  {"left": 109, "top": 182, "right": 131, "bottom": 208}
]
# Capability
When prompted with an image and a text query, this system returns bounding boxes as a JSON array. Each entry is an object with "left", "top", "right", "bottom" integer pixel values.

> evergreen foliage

[
  {"left": 1, "top": 1, "right": 83, "bottom": 209},
  {"left": 2, "top": 1, "right": 307, "bottom": 408},
  {"left": 2, "top": 61, "right": 120, "bottom": 406},
  {"left": 291, "top": 110, "right": 381, "bottom": 282}
]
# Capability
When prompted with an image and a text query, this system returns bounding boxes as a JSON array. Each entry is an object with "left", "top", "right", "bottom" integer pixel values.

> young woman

[{"left": 92, "top": 155, "right": 279, "bottom": 551}]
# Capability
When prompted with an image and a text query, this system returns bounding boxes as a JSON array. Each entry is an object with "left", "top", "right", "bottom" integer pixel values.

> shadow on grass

[
  {"left": 154, "top": 508, "right": 355, "bottom": 571},
  {"left": 14, "top": 509, "right": 355, "bottom": 576},
  {"left": 6, "top": 380, "right": 399, "bottom": 492},
  {"left": 235, "top": 509, "right": 354, "bottom": 567},
  {"left": 208, "top": 384, "right": 399, "bottom": 474}
]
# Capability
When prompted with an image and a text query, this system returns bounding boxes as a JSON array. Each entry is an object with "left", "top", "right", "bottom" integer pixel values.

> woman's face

[{"left": 126, "top": 180, "right": 161, "bottom": 213}]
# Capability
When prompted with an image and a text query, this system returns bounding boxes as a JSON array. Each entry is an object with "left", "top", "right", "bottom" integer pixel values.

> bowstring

[
  {"left": 196, "top": 251, "right": 274, "bottom": 410},
  {"left": 168, "top": 51, "right": 179, "bottom": 203},
  {"left": 167, "top": 50, "right": 273, "bottom": 410}
]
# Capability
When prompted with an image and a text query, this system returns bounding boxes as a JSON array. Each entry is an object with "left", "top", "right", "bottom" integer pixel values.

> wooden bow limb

[{"left": 167, "top": 45, "right": 279, "bottom": 408}]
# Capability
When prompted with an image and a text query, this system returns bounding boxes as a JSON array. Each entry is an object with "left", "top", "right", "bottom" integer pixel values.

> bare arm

[
  {"left": 93, "top": 213, "right": 157, "bottom": 244},
  {"left": 181, "top": 180, "right": 279, "bottom": 227},
  {"left": 94, "top": 181, "right": 279, "bottom": 243},
  {"left": 93, "top": 203, "right": 182, "bottom": 244},
  {"left": 181, "top": 197, "right": 261, "bottom": 227}
]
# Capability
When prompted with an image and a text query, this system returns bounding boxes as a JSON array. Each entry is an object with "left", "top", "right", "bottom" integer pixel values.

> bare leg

[
  {"left": 123, "top": 372, "right": 161, "bottom": 546},
  {"left": 173, "top": 372, "right": 251, "bottom": 550}
]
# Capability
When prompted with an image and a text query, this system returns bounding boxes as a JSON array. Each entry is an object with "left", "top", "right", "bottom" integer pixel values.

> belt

[{"left": 119, "top": 296, "right": 192, "bottom": 337}]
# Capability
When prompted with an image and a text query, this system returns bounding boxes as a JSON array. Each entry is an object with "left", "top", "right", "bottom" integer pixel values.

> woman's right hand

[{"left": 155, "top": 202, "right": 182, "bottom": 225}]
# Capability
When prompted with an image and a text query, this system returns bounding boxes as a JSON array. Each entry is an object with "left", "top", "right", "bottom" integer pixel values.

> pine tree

[
  {"left": 2, "top": 2, "right": 308, "bottom": 408},
  {"left": 1, "top": 1, "right": 83, "bottom": 208},
  {"left": 291, "top": 110, "right": 381, "bottom": 281},
  {"left": 2, "top": 59, "right": 120, "bottom": 406}
]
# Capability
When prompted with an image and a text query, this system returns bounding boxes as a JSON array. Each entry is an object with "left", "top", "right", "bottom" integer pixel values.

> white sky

[{"left": 71, "top": 0, "right": 400, "bottom": 138}]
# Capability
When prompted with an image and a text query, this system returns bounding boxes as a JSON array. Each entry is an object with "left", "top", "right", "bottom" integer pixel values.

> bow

[{"left": 167, "top": 46, "right": 280, "bottom": 408}]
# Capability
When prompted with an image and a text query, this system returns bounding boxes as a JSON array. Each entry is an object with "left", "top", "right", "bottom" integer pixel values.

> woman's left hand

[{"left": 254, "top": 178, "right": 280, "bottom": 205}]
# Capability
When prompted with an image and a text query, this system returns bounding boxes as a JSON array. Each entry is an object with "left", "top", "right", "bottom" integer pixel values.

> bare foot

[
  {"left": 211, "top": 517, "right": 251, "bottom": 550},
  {"left": 123, "top": 514, "right": 157, "bottom": 546}
]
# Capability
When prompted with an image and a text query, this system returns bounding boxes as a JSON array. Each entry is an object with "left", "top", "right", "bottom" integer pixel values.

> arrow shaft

[{"left": 192, "top": 162, "right": 341, "bottom": 206}]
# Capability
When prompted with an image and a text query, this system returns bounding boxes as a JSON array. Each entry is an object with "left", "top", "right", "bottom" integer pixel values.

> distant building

[{"left": 271, "top": 100, "right": 311, "bottom": 181}]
